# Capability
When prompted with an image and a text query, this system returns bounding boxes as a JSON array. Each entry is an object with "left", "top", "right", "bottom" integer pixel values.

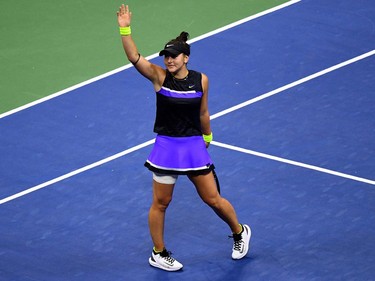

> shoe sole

[
  {"left": 149, "top": 257, "right": 183, "bottom": 272},
  {"left": 232, "top": 224, "right": 251, "bottom": 260}
]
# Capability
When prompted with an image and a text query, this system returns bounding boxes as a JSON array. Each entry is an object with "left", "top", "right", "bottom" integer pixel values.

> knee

[
  {"left": 202, "top": 195, "right": 221, "bottom": 210},
  {"left": 152, "top": 196, "right": 172, "bottom": 212}
]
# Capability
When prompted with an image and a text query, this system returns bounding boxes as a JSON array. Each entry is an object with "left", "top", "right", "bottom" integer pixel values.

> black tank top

[{"left": 153, "top": 70, "right": 203, "bottom": 137}]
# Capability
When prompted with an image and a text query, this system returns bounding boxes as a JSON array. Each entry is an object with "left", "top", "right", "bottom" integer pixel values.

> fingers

[
  {"left": 118, "top": 4, "right": 129, "bottom": 15},
  {"left": 117, "top": 3, "right": 132, "bottom": 26},
  {"left": 118, "top": 4, "right": 124, "bottom": 14}
]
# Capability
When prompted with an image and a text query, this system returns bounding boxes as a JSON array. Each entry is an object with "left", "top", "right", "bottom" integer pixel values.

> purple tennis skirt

[{"left": 144, "top": 135, "right": 214, "bottom": 175}]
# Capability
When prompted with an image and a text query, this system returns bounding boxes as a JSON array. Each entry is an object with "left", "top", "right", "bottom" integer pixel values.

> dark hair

[
  {"left": 159, "top": 31, "right": 191, "bottom": 56},
  {"left": 175, "top": 31, "right": 189, "bottom": 43},
  {"left": 168, "top": 32, "right": 190, "bottom": 55}
]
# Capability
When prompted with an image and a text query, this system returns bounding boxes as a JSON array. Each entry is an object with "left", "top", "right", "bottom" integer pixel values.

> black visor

[{"left": 159, "top": 42, "right": 190, "bottom": 56}]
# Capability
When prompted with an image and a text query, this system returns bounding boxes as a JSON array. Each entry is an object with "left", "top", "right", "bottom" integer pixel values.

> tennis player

[{"left": 117, "top": 3, "right": 251, "bottom": 271}]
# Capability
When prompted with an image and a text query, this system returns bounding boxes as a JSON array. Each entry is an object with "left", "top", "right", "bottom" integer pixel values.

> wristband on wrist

[
  {"left": 203, "top": 132, "right": 213, "bottom": 143},
  {"left": 119, "top": 26, "right": 131, "bottom": 36}
]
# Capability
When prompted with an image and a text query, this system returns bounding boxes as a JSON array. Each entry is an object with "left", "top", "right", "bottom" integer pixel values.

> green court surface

[{"left": 0, "top": 0, "right": 289, "bottom": 115}]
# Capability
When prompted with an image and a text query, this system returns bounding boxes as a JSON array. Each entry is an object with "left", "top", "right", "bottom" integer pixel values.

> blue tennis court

[{"left": 1, "top": 0, "right": 374, "bottom": 280}]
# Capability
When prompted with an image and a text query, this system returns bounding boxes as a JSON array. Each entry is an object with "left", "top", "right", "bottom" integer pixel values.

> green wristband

[
  {"left": 203, "top": 132, "right": 213, "bottom": 143},
  {"left": 119, "top": 26, "right": 131, "bottom": 36}
]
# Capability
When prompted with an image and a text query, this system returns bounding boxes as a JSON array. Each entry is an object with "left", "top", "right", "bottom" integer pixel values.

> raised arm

[{"left": 116, "top": 4, "right": 165, "bottom": 90}]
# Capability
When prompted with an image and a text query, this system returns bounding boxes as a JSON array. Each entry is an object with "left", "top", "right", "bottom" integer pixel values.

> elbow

[{"left": 129, "top": 53, "right": 141, "bottom": 65}]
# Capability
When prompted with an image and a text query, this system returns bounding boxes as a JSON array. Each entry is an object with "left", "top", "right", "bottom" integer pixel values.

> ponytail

[{"left": 176, "top": 32, "right": 189, "bottom": 43}]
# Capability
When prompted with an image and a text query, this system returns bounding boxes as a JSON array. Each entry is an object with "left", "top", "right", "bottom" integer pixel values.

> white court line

[
  {"left": 188, "top": 0, "right": 301, "bottom": 45},
  {"left": 211, "top": 49, "right": 375, "bottom": 120},
  {"left": 0, "top": 0, "right": 301, "bottom": 120},
  {"left": 211, "top": 141, "right": 375, "bottom": 185},
  {"left": 0, "top": 139, "right": 155, "bottom": 205},
  {"left": 1, "top": 50, "right": 374, "bottom": 205}
]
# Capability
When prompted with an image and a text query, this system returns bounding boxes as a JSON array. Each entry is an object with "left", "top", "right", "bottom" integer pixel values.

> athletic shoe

[
  {"left": 230, "top": 224, "right": 251, "bottom": 259},
  {"left": 149, "top": 248, "right": 183, "bottom": 271}
]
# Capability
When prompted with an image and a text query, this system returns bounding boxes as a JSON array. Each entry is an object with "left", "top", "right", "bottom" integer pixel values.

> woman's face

[{"left": 164, "top": 53, "right": 189, "bottom": 75}]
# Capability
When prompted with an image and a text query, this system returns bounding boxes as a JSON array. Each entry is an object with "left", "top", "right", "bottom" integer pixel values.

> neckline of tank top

[{"left": 171, "top": 71, "right": 189, "bottom": 81}]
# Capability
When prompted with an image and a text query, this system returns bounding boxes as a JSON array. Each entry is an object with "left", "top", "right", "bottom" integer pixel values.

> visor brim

[{"left": 159, "top": 48, "right": 182, "bottom": 56}]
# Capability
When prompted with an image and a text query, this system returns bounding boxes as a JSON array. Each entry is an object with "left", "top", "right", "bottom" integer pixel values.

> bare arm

[
  {"left": 117, "top": 4, "right": 165, "bottom": 90},
  {"left": 200, "top": 73, "right": 212, "bottom": 146}
]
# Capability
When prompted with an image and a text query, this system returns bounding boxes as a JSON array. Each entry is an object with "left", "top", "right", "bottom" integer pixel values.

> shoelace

[
  {"left": 229, "top": 233, "right": 243, "bottom": 251},
  {"left": 233, "top": 239, "right": 243, "bottom": 251},
  {"left": 160, "top": 249, "right": 176, "bottom": 263}
]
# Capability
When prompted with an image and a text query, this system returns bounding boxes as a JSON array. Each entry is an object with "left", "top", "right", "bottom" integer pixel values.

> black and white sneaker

[
  {"left": 230, "top": 224, "right": 251, "bottom": 259},
  {"left": 149, "top": 248, "right": 183, "bottom": 271}
]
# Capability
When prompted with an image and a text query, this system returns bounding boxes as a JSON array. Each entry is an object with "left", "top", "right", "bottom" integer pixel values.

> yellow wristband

[
  {"left": 119, "top": 26, "right": 131, "bottom": 36},
  {"left": 203, "top": 132, "right": 213, "bottom": 143}
]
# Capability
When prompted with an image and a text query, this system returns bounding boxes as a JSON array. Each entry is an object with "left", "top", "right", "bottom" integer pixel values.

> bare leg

[
  {"left": 148, "top": 180, "right": 175, "bottom": 251},
  {"left": 188, "top": 171, "right": 242, "bottom": 234}
]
